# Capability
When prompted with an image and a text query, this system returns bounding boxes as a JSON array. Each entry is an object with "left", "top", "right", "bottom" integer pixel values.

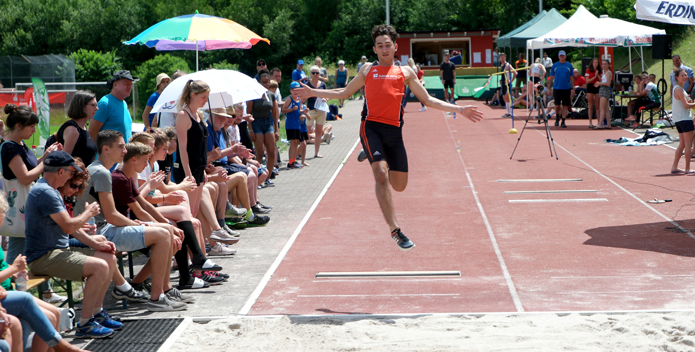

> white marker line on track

[
  {"left": 446, "top": 113, "right": 524, "bottom": 312},
  {"left": 503, "top": 190, "right": 597, "bottom": 194},
  {"left": 157, "top": 317, "right": 192, "bottom": 352},
  {"left": 238, "top": 138, "right": 362, "bottom": 315},
  {"left": 550, "top": 138, "right": 695, "bottom": 240},
  {"left": 298, "top": 294, "right": 459, "bottom": 298},
  {"left": 509, "top": 198, "right": 608, "bottom": 203}
]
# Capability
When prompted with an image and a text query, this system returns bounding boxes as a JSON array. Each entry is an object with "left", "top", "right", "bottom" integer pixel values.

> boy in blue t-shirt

[{"left": 282, "top": 82, "right": 309, "bottom": 169}]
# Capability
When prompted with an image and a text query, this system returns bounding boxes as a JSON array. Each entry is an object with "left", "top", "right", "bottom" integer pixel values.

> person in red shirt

[
  {"left": 573, "top": 69, "right": 586, "bottom": 89},
  {"left": 298, "top": 24, "right": 482, "bottom": 251}
]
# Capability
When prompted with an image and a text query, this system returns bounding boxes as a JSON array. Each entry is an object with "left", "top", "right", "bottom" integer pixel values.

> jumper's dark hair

[
  {"left": 67, "top": 90, "right": 96, "bottom": 120},
  {"left": 96, "top": 129, "right": 123, "bottom": 153},
  {"left": 371, "top": 24, "right": 397, "bottom": 44},
  {"left": 4, "top": 104, "right": 38, "bottom": 132}
]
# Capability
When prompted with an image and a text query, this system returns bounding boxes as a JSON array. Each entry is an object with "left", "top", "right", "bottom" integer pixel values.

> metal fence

[{"left": 0, "top": 55, "right": 76, "bottom": 90}]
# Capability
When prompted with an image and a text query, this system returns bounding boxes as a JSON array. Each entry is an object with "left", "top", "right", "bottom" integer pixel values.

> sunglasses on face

[
  {"left": 311, "top": 72, "right": 319, "bottom": 75},
  {"left": 69, "top": 183, "right": 84, "bottom": 190},
  {"left": 257, "top": 63, "right": 266, "bottom": 66}
]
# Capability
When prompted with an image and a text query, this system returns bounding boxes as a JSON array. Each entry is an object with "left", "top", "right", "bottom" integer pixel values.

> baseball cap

[
  {"left": 156, "top": 73, "right": 171, "bottom": 89},
  {"left": 107, "top": 70, "right": 139, "bottom": 89},
  {"left": 338, "top": 60, "right": 345, "bottom": 65},
  {"left": 558, "top": 50, "right": 566, "bottom": 56},
  {"left": 361, "top": 56, "right": 367, "bottom": 60},
  {"left": 297, "top": 60, "right": 305, "bottom": 65},
  {"left": 257, "top": 59, "right": 266, "bottom": 66},
  {"left": 44, "top": 151, "right": 83, "bottom": 172},
  {"left": 290, "top": 82, "right": 301, "bottom": 89}
]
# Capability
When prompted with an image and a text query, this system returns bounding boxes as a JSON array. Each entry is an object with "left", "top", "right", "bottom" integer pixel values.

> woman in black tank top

[{"left": 174, "top": 80, "right": 210, "bottom": 215}]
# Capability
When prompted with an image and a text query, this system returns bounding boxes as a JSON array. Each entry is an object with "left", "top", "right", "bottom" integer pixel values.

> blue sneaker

[
  {"left": 391, "top": 228, "right": 415, "bottom": 251},
  {"left": 74, "top": 318, "right": 114, "bottom": 339},
  {"left": 93, "top": 309, "right": 123, "bottom": 330}
]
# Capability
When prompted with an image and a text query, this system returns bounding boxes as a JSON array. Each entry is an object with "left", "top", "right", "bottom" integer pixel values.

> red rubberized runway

[{"left": 249, "top": 102, "right": 695, "bottom": 315}]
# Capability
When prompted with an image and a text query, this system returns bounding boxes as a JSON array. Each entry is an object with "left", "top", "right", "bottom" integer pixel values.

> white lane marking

[
  {"left": 558, "top": 289, "right": 690, "bottom": 294},
  {"left": 157, "top": 317, "right": 192, "bottom": 352},
  {"left": 504, "top": 190, "right": 597, "bottom": 194},
  {"left": 315, "top": 271, "right": 461, "bottom": 278},
  {"left": 298, "top": 294, "right": 460, "bottom": 298},
  {"left": 509, "top": 198, "right": 608, "bottom": 203},
  {"left": 497, "top": 179, "right": 583, "bottom": 182},
  {"left": 552, "top": 141, "right": 695, "bottom": 240},
  {"left": 551, "top": 275, "right": 694, "bottom": 279},
  {"left": 238, "top": 138, "right": 362, "bottom": 315},
  {"left": 312, "top": 278, "right": 463, "bottom": 283},
  {"left": 446, "top": 114, "right": 524, "bottom": 312}
]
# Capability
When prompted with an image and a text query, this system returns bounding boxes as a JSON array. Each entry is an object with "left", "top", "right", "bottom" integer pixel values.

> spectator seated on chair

[
  {"left": 74, "top": 130, "right": 188, "bottom": 311},
  {"left": 626, "top": 74, "right": 661, "bottom": 127},
  {"left": 23, "top": 151, "right": 122, "bottom": 339},
  {"left": 0, "top": 191, "right": 89, "bottom": 351}
]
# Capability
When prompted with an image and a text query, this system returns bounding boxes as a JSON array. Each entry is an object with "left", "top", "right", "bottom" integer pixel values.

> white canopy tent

[{"left": 527, "top": 5, "right": 666, "bottom": 73}]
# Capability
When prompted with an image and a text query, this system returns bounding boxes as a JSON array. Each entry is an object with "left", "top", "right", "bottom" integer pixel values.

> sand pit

[{"left": 169, "top": 311, "right": 695, "bottom": 351}]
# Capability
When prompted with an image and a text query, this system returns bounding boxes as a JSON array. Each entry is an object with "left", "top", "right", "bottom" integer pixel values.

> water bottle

[
  {"left": 87, "top": 217, "right": 96, "bottom": 236},
  {"left": 31, "top": 145, "right": 37, "bottom": 156},
  {"left": 15, "top": 270, "right": 28, "bottom": 291}
]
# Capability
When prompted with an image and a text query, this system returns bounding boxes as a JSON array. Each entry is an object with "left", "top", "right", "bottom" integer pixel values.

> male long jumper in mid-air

[{"left": 297, "top": 24, "right": 483, "bottom": 251}]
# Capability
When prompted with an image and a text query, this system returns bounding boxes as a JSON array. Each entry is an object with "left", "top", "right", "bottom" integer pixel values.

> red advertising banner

[{"left": 0, "top": 91, "right": 66, "bottom": 111}]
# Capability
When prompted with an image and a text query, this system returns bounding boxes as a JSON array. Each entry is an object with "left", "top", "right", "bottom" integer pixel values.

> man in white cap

[
  {"left": 89, "top": 70, "right": 140, "bottom": 143},
  {"left": 547, "top": 50, "right": 574, "bottom": 128},
  {"left": 357, "top": 56, "right": 368, "bottom": 100},
  {"left": 141, "top": 73, "right": 170, "bottom": 131}
]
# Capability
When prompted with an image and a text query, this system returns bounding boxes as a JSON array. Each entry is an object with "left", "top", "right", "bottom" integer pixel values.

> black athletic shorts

[
  {"left": 553, "top": 89, "right": 572, "bottom": 106},
  {"left": 500, "top": 85, "right": 508, "bottom": 97},
  {"left": 359, "top": 120, "right": 408, "bottom": 172},
  {"left": 300, "top": 132, "right": 309, "bottom": 142},
  {"left": 286, "top": 129, "right": 301, "bottom": 141},
  {"left": 531, "top": 76, "right": 541, "bottom": 84},
  {"left": 173, "top": 165, "right": 206, "bottom": 186},
  {"left": 443, "top": 80, "right": 455, "bottom": 89},
  {"left": 586, "top": 84, "right": 599, "bottom": 94},
  {"left": 676, "top": 120, "right": 694, "bottom": 133}
]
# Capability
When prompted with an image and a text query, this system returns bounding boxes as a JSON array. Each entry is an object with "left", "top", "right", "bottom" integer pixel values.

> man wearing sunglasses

[
  {"left": 254, "top": 59, "right": 267, "bottom": 82},
  {"left": 297, "top": 24, "right": 482, "bottom": 251}
]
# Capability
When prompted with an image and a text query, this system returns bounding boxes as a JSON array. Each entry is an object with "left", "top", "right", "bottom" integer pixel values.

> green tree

[
  {"left": 134, "top": 54, "right": 191, "bottom": 119},
  {"left": 69, "top": 49, "right": 123, "bottom": 82}
]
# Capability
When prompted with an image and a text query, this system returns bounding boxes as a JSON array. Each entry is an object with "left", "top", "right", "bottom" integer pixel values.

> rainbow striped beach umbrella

[{"left": 124, "top": 12, "right": 270, "bottom": 70}]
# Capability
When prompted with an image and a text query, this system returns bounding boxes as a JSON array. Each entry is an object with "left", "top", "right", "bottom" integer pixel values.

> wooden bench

[
  {"left": 17, "top": 252, "right": 136, "bottom": 311},
  {"left": 24, "top": 275, "right": 75, "bottom": 310}
]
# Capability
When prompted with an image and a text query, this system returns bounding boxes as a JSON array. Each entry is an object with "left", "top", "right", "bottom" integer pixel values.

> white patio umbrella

[{"left": 151, "top": 69, "right": 267, "bottom": 114}]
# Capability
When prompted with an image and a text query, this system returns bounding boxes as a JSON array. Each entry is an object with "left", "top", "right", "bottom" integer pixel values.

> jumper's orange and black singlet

[{"left": 359, "top": 62, "right": 409, "bottom": 172}]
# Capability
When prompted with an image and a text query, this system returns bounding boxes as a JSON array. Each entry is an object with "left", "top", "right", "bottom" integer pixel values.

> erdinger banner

[{"left": 635, "top": 0, "right": 695, "bottom": 25}]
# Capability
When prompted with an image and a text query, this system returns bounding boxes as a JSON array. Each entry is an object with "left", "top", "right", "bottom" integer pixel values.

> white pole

[
  {"left": 629, "top": 47, "right": 632, "bottom": 73},
  {"left": 641, "top": 47, "right": 644, "bottom": 72},
  {"left": 386, "top": 0, "right": 390, "bottom": 25},
  {"left": 196, "top": 40, "right": 199, "bottom": 71}
]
